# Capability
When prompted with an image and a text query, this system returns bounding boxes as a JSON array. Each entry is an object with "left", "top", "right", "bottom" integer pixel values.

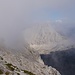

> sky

[{"left": 0, "top": 0, "right": 75, "bottom": 46}]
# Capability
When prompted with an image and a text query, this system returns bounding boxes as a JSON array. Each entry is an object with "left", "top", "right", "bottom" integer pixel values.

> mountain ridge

[
  {"left": 0, "top": 44, "right": 61, "bottom": 75},
  {"left": 23, "top": 24, "right": 73, "bottom": 54}
]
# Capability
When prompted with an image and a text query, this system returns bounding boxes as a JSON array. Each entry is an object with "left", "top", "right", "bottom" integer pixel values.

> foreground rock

[{"left": 0, "top": 46, "right": 61, "bottom": 75}]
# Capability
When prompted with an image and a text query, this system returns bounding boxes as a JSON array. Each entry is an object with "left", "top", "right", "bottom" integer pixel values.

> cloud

[
  {"left": 55, "top": 20, "right": 62, "bottom": 23},
  {"left": 0, "top": 0, "right": 75, "bottom": 47}
]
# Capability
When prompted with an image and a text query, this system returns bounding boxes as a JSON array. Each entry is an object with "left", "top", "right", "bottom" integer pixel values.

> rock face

[
  {"left": 23, "top": 25, "right": 72, "bottom": 54},
  {"left": 0, "top": 45, "right": 61, "bottom": 75}
]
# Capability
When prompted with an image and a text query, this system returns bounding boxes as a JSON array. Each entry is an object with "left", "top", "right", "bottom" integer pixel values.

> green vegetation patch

[
  {"left": 0, "top": 56, "right": 3, "bottom": 60},
  {"left": 23, "top": 70, "right": 36, "bottom": 75},
  {"left": 5, "top": 63, "right": 15, "bottom": 71},
  {"left": 17, "top": 73, "right": 20, "bottom": 75},
  {"left": 0, "top": 69, "right": 3, "bottom": 74},
  {"left": 5, "top": 71, "right": 10, "bottom": 75}
]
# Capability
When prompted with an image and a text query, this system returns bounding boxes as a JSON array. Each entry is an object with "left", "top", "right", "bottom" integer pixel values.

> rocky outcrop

[{"left": 0, "top": 45, "right": 61, "bottom": 75}]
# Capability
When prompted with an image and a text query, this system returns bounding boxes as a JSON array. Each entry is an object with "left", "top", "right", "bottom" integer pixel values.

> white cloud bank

[{"left": 0, "top": 0, "right": 75, "bottom": 46}]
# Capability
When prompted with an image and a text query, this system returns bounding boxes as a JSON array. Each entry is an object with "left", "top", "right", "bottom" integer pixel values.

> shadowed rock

[{"left": 40, "top": 48, "right": 75, "bottom": 75}]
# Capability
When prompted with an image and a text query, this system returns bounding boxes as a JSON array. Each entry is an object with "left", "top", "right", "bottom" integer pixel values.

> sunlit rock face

[
  {"left": 0, "top": 44, "right": 61, "bottom": 75},
  {"left": 23, "top": 24, "right": 72, "bottom": 54}
]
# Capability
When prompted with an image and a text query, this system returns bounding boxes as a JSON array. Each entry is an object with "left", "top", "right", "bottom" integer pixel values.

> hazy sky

[{"left": 0, "top": 0, "right": 75, "bottom": 46}]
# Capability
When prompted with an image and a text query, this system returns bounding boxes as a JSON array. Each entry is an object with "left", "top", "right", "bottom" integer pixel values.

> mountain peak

[{"left": 23, "top": 24, "right": 72, "bottom": 54}]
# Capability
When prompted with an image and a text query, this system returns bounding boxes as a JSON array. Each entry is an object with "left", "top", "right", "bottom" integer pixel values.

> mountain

[
  {"left": 23, "top": 24, "right": 73, "bottom": 54},
  {"left": 0, "top": 24, "right": 73, "bottom": 75},
  {"left": 0, "top": 44, "right": 61, "bottom": 75}
]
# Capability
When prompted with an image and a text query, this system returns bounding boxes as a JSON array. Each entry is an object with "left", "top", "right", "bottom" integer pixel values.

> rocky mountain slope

[
  {"left": 23, "top": 24, "right": 73, "bottom": 54},
  {"left": 0, "top": 24, "right": 73, "bottom": 75},
  {"left": 0, "top": 45, "right": 61, "bottom": 75}
]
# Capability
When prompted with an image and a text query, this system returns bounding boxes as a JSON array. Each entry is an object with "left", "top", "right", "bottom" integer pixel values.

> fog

[
  {"left": 0, "top": 0, "right": 75, "bottom": 48},
  {"left": 0, "top": 1, "right": 75, "bottom": 75}
]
